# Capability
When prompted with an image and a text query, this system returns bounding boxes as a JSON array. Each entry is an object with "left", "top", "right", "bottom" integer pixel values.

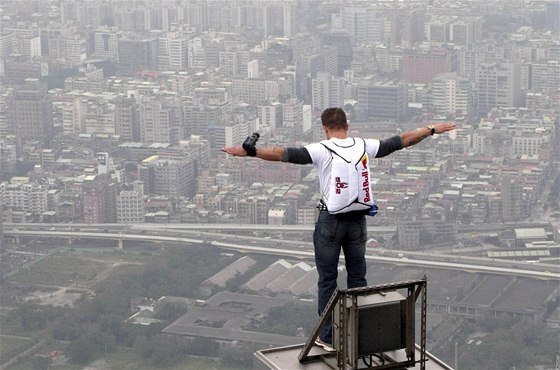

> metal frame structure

[{"left": 298, "top": 278, "right": 428, "bottom": 370}]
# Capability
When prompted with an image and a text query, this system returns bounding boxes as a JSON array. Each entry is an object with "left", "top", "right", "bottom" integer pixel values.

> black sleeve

[
  {"left": 375, "top": 135, "right": 404, "bottom": 158},
  {"left": 283, "top": 147, "right": 313, "bottom": 164}
]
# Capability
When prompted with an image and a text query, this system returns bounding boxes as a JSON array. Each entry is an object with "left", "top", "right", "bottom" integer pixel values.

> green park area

[
  {"left": 8, "top": 251, "right": 108, "bottom": 287},
  {"left": 7, "top": 249, "right": 149, "bottom": 287},
  {"left": 0, "top": 336, "right": 36, "bottom": 364}
]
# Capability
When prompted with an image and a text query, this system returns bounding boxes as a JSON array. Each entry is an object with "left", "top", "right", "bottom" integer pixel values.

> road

[{"left": 4, "top": 229, "right": 558, "bottom": 280}]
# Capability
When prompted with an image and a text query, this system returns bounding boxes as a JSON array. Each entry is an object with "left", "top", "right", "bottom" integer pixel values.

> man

[{"left": 222, "top": 108, "right": 456, "bottom": 351}]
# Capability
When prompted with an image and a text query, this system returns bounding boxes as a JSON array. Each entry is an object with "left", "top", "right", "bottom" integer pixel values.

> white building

[
  {"left": 311, "top": 72, "right": 345, "bottom": 113},
  {"left": 139, "top": 98, "right": 182, "bottom": 144},
  {"left": 259, "top": 102, "right": 282, "bottom": 134},
  {"left": 117, "top": 181, "right": 145, "bottom": 223},
  {"left": 219, "top": 49, "right": 250, "bottom": 77},
  {"left": 0, "top": 178, "right": 48, "bottom": 214},
  {"left": 282, "top": 98, "right": 303, "bottom": 131},
  {"left": 60, "top": 98, "right": 86, "bottom": 135},
  {"left": 476, "top": 60, "right": 521, "bottom": 114},
  {"left": 247, "top": 59, "right": 259, "bottom": 79},
  {"left": 530, "top": 60, "right": 560, "bottom": 91},
  {"left": 511, "top": 129, "right": 550, "bottom": 157},
  {"left": 431, "top": 72, "right": 472, "bottom": 117},
  {"left": 158, "top": 35, "right": 189, "bottom": 70}
]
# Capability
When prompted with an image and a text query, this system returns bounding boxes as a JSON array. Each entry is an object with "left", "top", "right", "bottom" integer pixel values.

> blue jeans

[{"left": 313, "top": 210, "right": 368, "bottom": 344}]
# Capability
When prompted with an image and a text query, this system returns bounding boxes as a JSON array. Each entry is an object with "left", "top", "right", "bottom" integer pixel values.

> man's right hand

[{"left": 221, "top": 147, "right": 247, "bottom": 157}]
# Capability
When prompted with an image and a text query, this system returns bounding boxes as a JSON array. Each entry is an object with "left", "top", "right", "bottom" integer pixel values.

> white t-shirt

[{"left": 305, "top": 137, "right": 380, "bottom": 205}]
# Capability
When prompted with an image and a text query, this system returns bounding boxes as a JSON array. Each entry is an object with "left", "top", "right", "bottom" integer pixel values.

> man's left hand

[{"left": 433, "top": 122, "right": 457, "bottom": 134}]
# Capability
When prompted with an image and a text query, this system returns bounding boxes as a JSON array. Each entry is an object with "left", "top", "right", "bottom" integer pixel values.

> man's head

[{"left": 321, "top": 108, "right": 348, "bottom": 131}]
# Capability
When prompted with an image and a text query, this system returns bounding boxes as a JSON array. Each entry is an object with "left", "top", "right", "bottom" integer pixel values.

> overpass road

[{"left": 3, "top": 229, "right": 559, "bottom": 281}]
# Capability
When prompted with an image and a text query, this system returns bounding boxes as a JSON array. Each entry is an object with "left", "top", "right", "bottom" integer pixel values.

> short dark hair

[{"left": 321, "top": 108, "right": 348, "bottom": 130}]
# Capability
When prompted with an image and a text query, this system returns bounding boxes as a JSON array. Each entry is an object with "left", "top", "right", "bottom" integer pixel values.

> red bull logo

[
  {"left": 360, "top": 155, "right": 371, "bottom": 202},
  {"left": 335, "top": 177, "right": 348, "bottom": 194}
]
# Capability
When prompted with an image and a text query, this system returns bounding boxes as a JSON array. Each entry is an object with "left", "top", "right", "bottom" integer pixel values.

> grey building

[
  {"left": 6, "top": 81, "right": 53, "bottom": 142},
  {"left": 138, "top": 155, "right": 196, "bottom": 198},
  {"left": 356, "top": 79, "right": 408, "bottom": 122}
]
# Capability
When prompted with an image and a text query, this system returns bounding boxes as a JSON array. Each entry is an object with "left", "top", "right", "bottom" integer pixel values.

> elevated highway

[
  {"left": 5, "top": 220, "right": 551, "bottom": 235},
  {"left": 3, "top": 229, "right": 559, "bottom": 281},
  {"left": 3, "top": 222, "right": 398, "bottom": 235}
]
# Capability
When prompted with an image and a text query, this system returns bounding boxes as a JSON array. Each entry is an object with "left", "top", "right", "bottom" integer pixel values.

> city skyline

[{"left": 0, "top": 1, "right": 558, "bottom": 369}]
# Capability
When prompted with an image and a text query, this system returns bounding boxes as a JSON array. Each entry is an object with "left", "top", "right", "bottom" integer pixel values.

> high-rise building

[
  {"left": 0, "top": 141, "right": 17, "bottom": 181},
  {"left": 311, "top": 72, "right": 345, "bottom": 113},
  {"left": 231, "top": 78, "right": 279, "bottom": 104},
  {"left": 82, "top": 174, "right": 117, "bottom": 223},
  {"left": 282, "top": 98, "right": 304, "bottom": 132},
  {"left": 84, "top": 100, "right": 115, "bottom": 135},
  {"left": 501, "top": 177, "right": 522, "bottom": 222},
  {"left": 60, "top": 1, "right": 78, "bottom": 24},
  {"left": 339, "top": 7, "right": 385, "bottom": 45},
  {"left": 322, "top": 32, "right": 353, "bottom": 75},
  {"left": 449, "top": 17, "right": 483, "bottom": 46},
  {"left": 356, "top": 79, "right": 408, "bottom": 122},
  {"left": 77, "top": 1, "right": 111, "bottom": 27},
  {"left": 211, "top": 118, "right": 253, "bottom": 152},
  {"left": 118, "top": 37, "right": 158, "bottom": 76},
  {"left": 0, "top": 99, "right": 8, "bottom": 140},
  {"left": 530, "top": 61, "right": 560, "bottom": 92},
  {"left": 64, "top": 64, "right": 104, "bottom": 91},
  {"left": 511, "top": 131, "right": 550, "bottom": 158},
  {"left": 0, "top": 178, "right": 48, "bottom": 215},
  {"left": 6, "top": 81, "right": 53, "bottom": 142},
  {"left": 219, "top": 49, "right": 250, "bottom": 77},
  {"left": 546, "top": 1, "right": 560, "bottom": 33},
  {"left": 138, "top": 155, "right": 196, "bottom": 198},
  {"left": 183, "top": 101, "right": 227, "bottom": 138},
  {"left": 402, "top": 48, "right": 458, "bottom": 84},
  {"left": 264, "top": 4, "right": 285, "bottom": 37},
  {"left": 431, "top": 73, "right": 473, "bottom": 118},
  {"left": 425, "top": 17, "right": 452, "bottom": 43},
  {"left": 247, "top": 60, "right": 259, "bottom": 79},
  {"left": 296, "top": 45, "right": 338, "bottom": 98},
  {"left": 138, "top": 98, "right": 182, "bottom": 144},
  {"left": 0, "top": 34, "right": 13, "bottom": 58},
  {"left": 260, "top": 102, "right": 283, "bottom": 134},
  {"left": 158, "top": 35, "right": 189, "bottom": 70},
  {"left": 188, "top": 38, "right": 206, "bottom": 71},
  {"left": 45, "top": 34, "right": 87, "bottom": 66},
  {"left": 476, "top": 60, "right": 521, "bottom": 115},
  {"left": 114, "top": 97, "right": 139, "bottom": 141},
  {"left": 117, "top": 181, "right": 145, "bottom": 223},
  {"left": 12, "top": 36, "right": 42, "bottom": 60},
  {"left": 398, "top": 7, "right": 426, "bottom": 46},
  {"left": 94, "top": 31, "right": 119, "bottom": 60},
  {"left": 2, "top": 58, "right": 48, "bottom": 84},
  {"left": 59, "top": 97, "right": 86, "bottom": 135}
]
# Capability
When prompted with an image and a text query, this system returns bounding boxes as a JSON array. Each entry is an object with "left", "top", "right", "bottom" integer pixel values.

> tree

[
  {"left": 256, "top": 303, "right": 316, "bottom": 336},
  {"left": 17, "top": 303, "right": 46, "bottom": 330},
  {"left": 31, "top": 356, "right": 52, "bottom": 370},
  {"left": 155, "top": 301, "right": 188, "bottom": 321},
  {"left": 68, "top": 336, "right": 97, "bottom": 364},
  {"left": 189, "top": 337, "right": 219, "bottom": 357},
  {"left": 220, "top": 345, "right": 259, "bottom": 368},
  {"left": 133, "top": 335, "right": 152, "bottom": 359}
]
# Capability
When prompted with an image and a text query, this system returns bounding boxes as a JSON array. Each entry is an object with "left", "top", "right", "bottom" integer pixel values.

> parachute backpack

[{"left": 320, "top": 138, "right": 377, "bottom": 215}]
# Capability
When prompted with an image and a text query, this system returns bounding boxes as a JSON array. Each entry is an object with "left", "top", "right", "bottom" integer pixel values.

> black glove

[{"left": 242, "top": 133, "right": 260, "bottom": 157}]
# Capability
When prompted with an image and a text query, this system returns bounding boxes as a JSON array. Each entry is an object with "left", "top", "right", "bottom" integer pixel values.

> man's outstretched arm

[
  {"left": 222, "top": 145, "right": 313, "bottom": 164},
  {"left": 221, "top": 146, "right": 286, "bottom": 161},
  {"left": 400, "top": 122, "right": 456, "bottom": 148}
]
